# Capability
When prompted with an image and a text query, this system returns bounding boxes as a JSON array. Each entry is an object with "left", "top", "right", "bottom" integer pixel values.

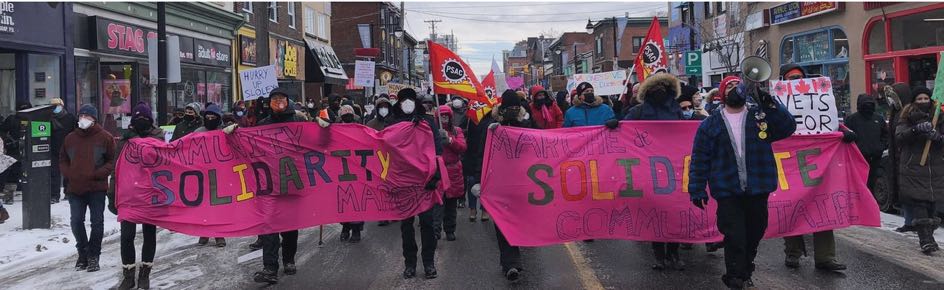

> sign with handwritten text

[
  {"left": 769, "top": 77, "right": 839, "bottom": 135},
  {"left": 238, "top": 65, "right": 279, "bottom": 101}
]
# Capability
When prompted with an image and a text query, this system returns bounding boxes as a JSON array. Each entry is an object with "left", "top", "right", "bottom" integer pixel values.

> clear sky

[{"left": 402, "top": 1, "right": 667, "bottom": 75}]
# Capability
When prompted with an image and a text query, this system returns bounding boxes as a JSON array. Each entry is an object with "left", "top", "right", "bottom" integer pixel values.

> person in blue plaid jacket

[{"left": 688, "top": 76, "right": 796, "bottom": 289}]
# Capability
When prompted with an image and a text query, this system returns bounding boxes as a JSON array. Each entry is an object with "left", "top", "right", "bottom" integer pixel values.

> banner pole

[
  {"left": 318, "top": 225, "right": 324, "bottom": 246},
  {"left": 920, "top": 51, "right": 944, "bottom": 166}
]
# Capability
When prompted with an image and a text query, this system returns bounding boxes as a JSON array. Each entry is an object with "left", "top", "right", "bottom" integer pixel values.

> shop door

[
  {"left": 908, "top": 55, "right": 938, "bottom": 89},
  {"left": 100, "top": 62, "right": 137, "bottom": 136},
  {"left": 0, "top": 53, "right": 16, "bottom": 116}
]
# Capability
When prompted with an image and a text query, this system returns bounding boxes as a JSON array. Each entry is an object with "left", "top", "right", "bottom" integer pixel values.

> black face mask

[
  {"left": 183, "top": 114, "right": 196, "bottom": 122},
  {"left": 725, "top": 89, "right": 746, "bottom": 109},
  {"left": 858, "top": 102, "right": 876, "bottom": 116},
  {"left": 915, "top": 102, "right": 932, "bottom": 112},
  {"left": 341, "top": 115, "right": 355, "bottom": 123},
  {"left": 204, "top": 118, "right": 222, "bottom": 130},
  {"left": 583, "top": 93, "right": 596, "bottom": 104},
  {"left": 131, "top": 118, "right": 153, "bottom": 135},
  {"left": 502, "top": 108, "right": 520, "bottom": 122}
]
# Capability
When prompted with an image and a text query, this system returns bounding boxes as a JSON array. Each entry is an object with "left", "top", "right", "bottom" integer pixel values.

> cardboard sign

[
  {"left": 354, "top": 60, "right": 376, "bottom": 87},
  {"left": 239, "top": 65, "right": 279, "bottom": 101},
  {"left": 769, "top": 77, "right": 839, "bottom": 135},
  {"left": 566, "top": 70, "right": 628, "bottom": 96}
]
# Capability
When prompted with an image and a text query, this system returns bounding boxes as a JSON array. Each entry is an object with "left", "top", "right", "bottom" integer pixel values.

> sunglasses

[{"left": 680, "top": 105, "right": 693, "bottom": 110}]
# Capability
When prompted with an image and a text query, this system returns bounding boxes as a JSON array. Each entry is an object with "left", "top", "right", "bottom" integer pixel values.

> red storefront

[{"left": 862, "top": 3, "right": 944, "bottom": 99}]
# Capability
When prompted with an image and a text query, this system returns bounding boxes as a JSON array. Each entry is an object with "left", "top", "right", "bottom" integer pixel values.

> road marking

[{"left": 564, "top": 242, "right": 605, "bottom": 290}]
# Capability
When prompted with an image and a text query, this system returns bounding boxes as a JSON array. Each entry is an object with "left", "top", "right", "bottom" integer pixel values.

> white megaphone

[{"left": 740, "top": 56, "right": 772, "bottom": 83}]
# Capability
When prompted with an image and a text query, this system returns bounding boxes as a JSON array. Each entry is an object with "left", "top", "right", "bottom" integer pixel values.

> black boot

[
  {"left": 668, "top": 248, "right": 685, "bottom": 271},
  {"left": 117, "top": 264, "right": 136, "bottom": 290},
  {"left": 138, "top": 262, "right": 152, "bottom": 289},
  {"left": 86, "top": 256, "right": 100, "bottom": 272},
  {"left": 253, "top": 269, "right": 279, "bottom": 284},
  {"left": 340, "top": 226, "right": 351, "bottom": 241},
  {"left": 424, "top": 265, "right": 438, "bottom": 279},
  {"left": 74, "top": 255, "right": 88, "bottom": 271},
  {"left": 248, "top": 238, "right": 263, "bottom": 251},
  {"left": 403, "top": 267, "right": 416, "bottom": 279},
  {"left": 915, "top": 218, "right": 939, "bottom": 254},
  {"left": 283, "top": 263, "right": 297, "bottom": 275},
  {"left": 651, "top": 246, "right": 666, "bottom": 270},
  {"left": 350, "top": 230, "right": 361, "bottom": 243}
]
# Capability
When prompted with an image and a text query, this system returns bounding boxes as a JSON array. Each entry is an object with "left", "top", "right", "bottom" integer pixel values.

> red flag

[
  {"left": 428, "top": 40, "right": 490, "bottom": 104},
  {"left": 466, "top": 70, "right": 499, "bottom": 124},
  {"left": 634, "top": 16, "right": 668, "bottom": 82}
]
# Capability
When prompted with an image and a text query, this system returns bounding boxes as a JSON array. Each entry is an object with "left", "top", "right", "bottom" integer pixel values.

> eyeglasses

[{"left": 680, "top": 105, "right": 693, "bottom": 110}]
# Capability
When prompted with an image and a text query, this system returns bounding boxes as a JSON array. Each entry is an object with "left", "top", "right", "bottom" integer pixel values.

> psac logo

[
  {"left": 106, "top": 23, "right": 157, "bottom": 54},
  {"left": 441, "top": 58, "right": 467, "bottom": 84}
]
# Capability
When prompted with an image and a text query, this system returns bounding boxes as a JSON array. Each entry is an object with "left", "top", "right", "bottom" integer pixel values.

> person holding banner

[
  {"left": 336, "top": 105, "right": 367, "bottom": 243},
  {"left": 895, "top": 87, "right": 944, "bottom": 255},
  {"left": 778, "top": 64, "right": 849, "bottom": 271},
  {"left": 111, "top": 102, "right": 165, "bottom": 290},
  {"left": 391, "top": 88, "right": 443, "bottom": 279},
  {"left": 192, "top": 103, "right": 228, "bottom": 248},
  {"left": 688, "top": 75, "right": 796, "bottom": 289},
  {"left": 563, "top": 82, "right": 617, "bottom": 128},
  {"left": 486, "top": 90, "right": 534, "bottom": 282},
  {"left": 529, "top": 85, "right": 564, "bottom": 129},
  {"left": 170, "top": 103, "right": 204, "bottom": 141},
  {"left": 246, "top": 89, "right": 307, "bottom": 284},
  {"left": 622, "top": 73, "right": 687, "bottom": 270},
  {"left": 437, "top": 105, "right": 468, "bottom": 241}
]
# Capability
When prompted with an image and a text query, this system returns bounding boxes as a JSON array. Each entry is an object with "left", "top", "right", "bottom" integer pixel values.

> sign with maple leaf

[{"left": 769, "top": 76, "right": 839, "bottom": 135}]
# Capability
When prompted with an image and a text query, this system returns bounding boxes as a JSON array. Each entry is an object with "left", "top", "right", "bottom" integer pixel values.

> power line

[
  {"left": 406, "top": 2, "right": 615, "bottom": 9},
  {"left": 406, "top": 4, "right": 662, "bottom": 17},
  {"left": 407, "top": 6, "right": 666, "bottom": 24}
]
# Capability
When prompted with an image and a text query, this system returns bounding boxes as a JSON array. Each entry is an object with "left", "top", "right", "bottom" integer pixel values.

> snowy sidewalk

[{"left": 0, "top": 201, "right": 339, "bottom": 289}]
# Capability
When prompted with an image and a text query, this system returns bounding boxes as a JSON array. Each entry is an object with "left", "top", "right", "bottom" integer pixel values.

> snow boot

[
  {"left": 668, "top": 248, "right": 685, "bottom": 271},
  {"left": 253, "top": 269, "right": 278, "bottom": 284},
  {"left": 74, "top": 255, "right": 88, "bottom": 271},
  {"left": 350, "top": 230, "right": 361, "bottom": 243},
  {"left": 915, "top": 218, "right": 939, "bottom": 254},
  {"left": 86, "top": 256, "right": 100, "bottom": 272},
  {"left": 198, "top": 237, "right": 209, "bottom": 245},
  {"left": 651, "top": 247, "right": 666, "bottom": 270},
  {"left": 117, "top": 264, "right": 136, "bottom": 290},
  {"left": 283, "top": 263, "right": 297, "bottom": 275},
  {"left": 138, "top": 262, "right": 152, "bottom": 289},
  {"left": 248, "top": 238, "right": 262, "bottom": 251},
  {"left": 215, "top": 238, "right": 226, "bottom": 247}
]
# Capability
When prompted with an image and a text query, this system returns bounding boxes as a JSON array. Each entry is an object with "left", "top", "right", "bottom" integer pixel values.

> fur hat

[
  {"left": 339, "top": 105, "right": 356, "bottom": 116},
  {"left": 636, "top": 73, "right": 682, "bottom": 103},
  {"left": 398, "top": 88, "right": 418, "bottom": 101}
]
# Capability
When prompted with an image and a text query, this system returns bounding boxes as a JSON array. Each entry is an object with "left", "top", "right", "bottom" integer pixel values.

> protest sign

[
  {"left": 481, "top": 122, "right": 880, "bottom": 246},
  {"left": 769, "top": 77, "right": 839, "bottom": 135},
  {"left": 354, "top": 60, "right": 376, "bottom": 87},
  {"left": 238, "top": 65, "right": 278, "bottom": 101},
  {"left": 566, "top": 70, "right": 628, "bottom": 96},
  {"left": 115, "top": 122, "right": 441, "bottom": 237},
  {"left": 506, "top": 76, "right": 524, "bottom": 90}
]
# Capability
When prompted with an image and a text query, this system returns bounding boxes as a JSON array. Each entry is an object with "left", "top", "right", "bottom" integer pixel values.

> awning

[{"left": 305, "top": 39, "right": 348, "bottom": 86}]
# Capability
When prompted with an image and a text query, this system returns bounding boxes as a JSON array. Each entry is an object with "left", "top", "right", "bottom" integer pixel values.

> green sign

[
  {"left": 685, "top": 52, "right": 702, "bottom": 75},
  {"left": 686, "top": 66, "right": 702, "bottom": 75},
  {"left": 31, "top": 121, "right": 51, "bottom": 138}
]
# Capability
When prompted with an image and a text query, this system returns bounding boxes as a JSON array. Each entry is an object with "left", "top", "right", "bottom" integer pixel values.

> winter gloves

[
  {"left": 317, "top": 117, "right": 331, "bottom": 128},
  {"left": 692, "top": 197, "right": 708, "bottom": 210},
  {"left": 916, "top": 122, "right": 934, "bottom": 133},
  {"left": 605, "top": 119, "right": 620, "bottom": 129},
  {"left": 222, "top": 124, "right": 238, "bottom": 134},
  {"left": 841, "top": 129, "right": 857, "bottom": 143}
]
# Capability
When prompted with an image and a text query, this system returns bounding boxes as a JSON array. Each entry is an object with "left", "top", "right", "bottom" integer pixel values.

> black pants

[
  {"left": 341, "top": 222, "right": 364, "bottom": 233},
  {"left": 864, "top": 154, "right": 882, "bottom": 192},
  {"left": 261, "top": 230, "right": 299, "bottom": 271},
  {"left": 652, "top": 242, "right": 679, "bottom": 258},
  {"left": 51, "top": 153, "right": 62, "bottom": 200},
  {"left": 401, "top": 206, "right": 439, "bottom": 268},
  {"left": 495, "top": 224, "right": 521, "bottom": 272},
  {"left": 443, "top": 197, "right": 459, "bottom": 234},
  {"left": 716, "top": 194, "right": 769, "bottom": 282},
  {"left": 120, "top": 221, "right": 156, "bottom": 265},
  {"left": 911, "top": 200, "right": 938, "bottom": 220}
]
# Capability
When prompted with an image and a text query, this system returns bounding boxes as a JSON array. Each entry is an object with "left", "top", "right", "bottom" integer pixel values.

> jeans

[
  {"left": 903, "top": 204, "right": 914, "bottom": 226},
  {"left": 465, "top": 176, "right": 486, "bottom": 213},
  {"left": 495, "top": 224, "right": 521, "bottom": 272},
  {"left": 68, "top": 192, "right": 106, "bottom": 258},
  {"left": 443, "top": 197, "right": 459, "bottom": 234},
  {"left": 120, "top": 221, "right": 156, "bottom": 265},
  {"left": 716, "top": 193, "right": 769, "bottom": 282},
  {"left": 401, "top": 206, "right": 439, "bottom": 268},
  {"left": 261, "top": 230, "right": 299, "bottom": 271}
]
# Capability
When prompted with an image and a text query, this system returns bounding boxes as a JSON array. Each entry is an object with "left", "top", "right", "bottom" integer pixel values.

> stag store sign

[{"left": 94, "top": 17, "right": 158, "bottom": 56}]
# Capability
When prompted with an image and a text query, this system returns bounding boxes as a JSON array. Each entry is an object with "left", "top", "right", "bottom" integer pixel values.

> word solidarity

[
  {"left": 115, "top": 122, "right": 440, "bottom": 237},
  {"left": 481, "top": 122, "right": 880, "bottom": 247}
]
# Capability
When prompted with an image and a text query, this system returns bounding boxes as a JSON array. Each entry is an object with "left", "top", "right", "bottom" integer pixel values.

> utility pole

[
  {"left": 157, "top": 3, "right": 167, "bottom": 125},
  {"left": 424, "top": 19, "right": 441, "bottom": 41}
]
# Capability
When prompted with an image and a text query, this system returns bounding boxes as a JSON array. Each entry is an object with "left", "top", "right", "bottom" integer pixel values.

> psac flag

[
  {"left": 428, "top": 40, "right": 490, "bottom": 105},
  {"left": 467, "top": 70, "right": 500, "bottom": 124},
  {"left": 480, "top": 122, "right": 881, "bottom": 247},
  {"left": 634, "top": 16, "right": 668, "bottom": 82},
  {"left": 115, "top": 122, "right": 441, "bottom": 237}
]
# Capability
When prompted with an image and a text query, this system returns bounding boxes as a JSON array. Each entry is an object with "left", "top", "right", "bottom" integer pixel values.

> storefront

[
  {"left": 780, "top": 26, "right": 852, "bottom": 116},
  {"left": 269, "top": 36, "right": 306, "bottom": 102},
  {"left": 305, "top": 39, "right": 347, "bottom": 103},
  {"left": 863, "top": 3, "right": 944, "bottom": 103},
  {"left": 0, "top": 2, "right": 73, "bottom": 115},
  {"left": 73, "top": 15, "right": 235, "bottom": 135}
]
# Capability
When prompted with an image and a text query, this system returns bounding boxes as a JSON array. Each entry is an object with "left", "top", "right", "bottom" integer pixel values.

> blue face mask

[
  {"left": 682, "top": 110, "right": 694, "bottom": 119},
  {"left": 53, "top": 106, "right": 63, "bottom": 114}
]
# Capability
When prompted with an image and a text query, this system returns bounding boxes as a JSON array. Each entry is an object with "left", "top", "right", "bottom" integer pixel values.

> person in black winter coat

[
  {"left": 463, "top": 105, "right": 495, "bottom": 223},
  {"left": 844, "top": 94, "right": 888, "bottom": 192},
  {"left": 0, "top": 100, "right": 30, "bottom": 205},
  {"left": 391, "top": 88, "right": 444, "bottom": 280},
  {"left": 50, "top": 98, "right": 78, "bottom": 203},
  {"left": 486, "top": 90, "right": 533, "bottom": 282}
]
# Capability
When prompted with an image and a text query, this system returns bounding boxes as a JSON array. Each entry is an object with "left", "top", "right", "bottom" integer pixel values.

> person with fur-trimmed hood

[
  {"left": 704, "top": 88, "right": 723, "bottom": 114},
  {"left": 563, "top": 82, "right": 616, "bottom": 127},
  {"left": 529, "top": 85, "right": 564, "bottom": 129},
  {"left": 621, "top": 73, "right": 687, "bottom": 270},
  {"left": 486, "top": 90, "right": 532, "bottom": 282}
]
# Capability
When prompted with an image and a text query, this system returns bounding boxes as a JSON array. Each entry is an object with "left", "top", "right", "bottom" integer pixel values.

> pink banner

[
  {"left": 481, "top": 122, "right": 881, "bottom": 247},
  {"left": 116, "top": 122, "right": 441, "bottom": 237},
  {"left": 505, "top": 76, "right": 524, "bottom": 90}
]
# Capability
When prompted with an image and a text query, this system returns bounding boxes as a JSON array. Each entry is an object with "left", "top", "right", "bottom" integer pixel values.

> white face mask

[
  {"left": 378, "top": 107, "right": 389, "bottom": 117},
  {"left": 307, "top": 103, "right": 315, "bottom": 108},
  {"left": 78, "top": 117, "right": 94, "bottom": 129},
  {"left": 400, "top": 99, "right": 415, "bottom": 114},
  {"left": 451, "top": 99, "right": 464, "bottom": 108}
]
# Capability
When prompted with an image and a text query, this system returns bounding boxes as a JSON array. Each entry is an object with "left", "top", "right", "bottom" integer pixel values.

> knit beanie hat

[
  {"left": 203, "top": 103, "right": 222, "bottom": 117},
  {"left": 576, "top": 82, "right": 594, "bottom": 96},
  {"left": 132, "top": 101, "right": 153, "bottom": 120},
  {"left": 79, "top": 104, "right": 99, "bottom": 121}
]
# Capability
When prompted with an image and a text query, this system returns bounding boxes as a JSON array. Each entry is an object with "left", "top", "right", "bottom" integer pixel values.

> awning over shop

[{"left": 305, "top": 39, "right": 348, "bottom": 86}]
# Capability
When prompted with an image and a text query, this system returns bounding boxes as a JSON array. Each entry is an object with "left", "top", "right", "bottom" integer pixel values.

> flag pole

[{"left": 919, "top": 51, "right": 944, "bottom": 166}]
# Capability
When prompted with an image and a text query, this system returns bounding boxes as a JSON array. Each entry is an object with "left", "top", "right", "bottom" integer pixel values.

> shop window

[
  {"left": 794, "top": 31, "right": 829, "bottom": 63},
  {"left": 204, "top": 71, "right": 232, "bottom": 110},
  {"left": 28, "top": 54, "right": 60, "bottom": 106},
  {"left": 101, "top": 63, "right": 134, "bottom": 135},
  {"left": 75, "top": 57, "right": 98, "bottom": 112},
  {"left": 831, "top": 29, "right": 849, "bottom": 58},
  {"left": 867, "top": 20, "right": 886, "bottom": 54},
  {"left": 138, "top": 63, "right": 157, "bottom": 120},
  {"left": 170, "top": 68, "right": 204, "bottom": 110},
  {"left": 781, "top": 38, "right": 795, "bottom": 64},
  {"left": 0, "top": 53, "right": 15, "bottom": 115},
  {"left": 891, "top": 9, "right": 944, "bottom": 51},
  {"left": 870, "top": 59, "right": 896, "bottom": 89}
]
